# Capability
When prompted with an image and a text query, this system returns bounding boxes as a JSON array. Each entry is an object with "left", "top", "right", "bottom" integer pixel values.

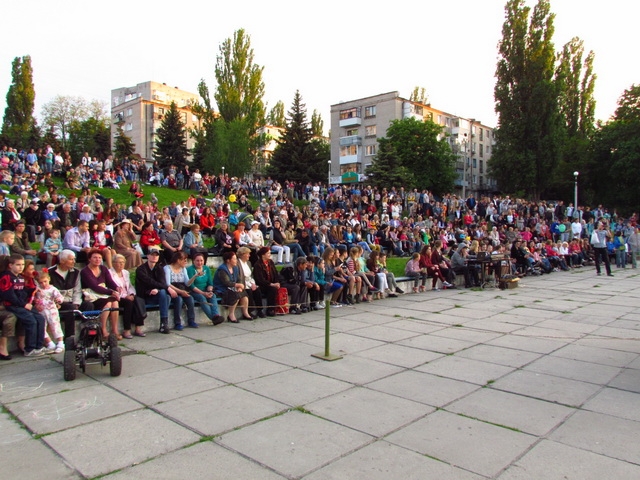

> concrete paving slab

[
  {"left": 509, "top": 325, "right": 584, "bottom": 341},
  {"left": 574, "top": 336, "right": 640, "bottom": 354},
  {"left": 44, "top": 408, "right": 200, "bottom": 478},
  {"left": 463, "top": 317, "right": 526, "bottom": 333},
  {"left": 487, "top": 334, "right": 567, "bottom": 354},
  {"left": 238, "top": 368, "right": 351, "bottom": 406},
  {"left": 456, "top": 344, "right": 542, "bottom": 368},
  {"left": 523, "top": 355, "right": 621, "bottom": 384},
  {"left": 497, "top": 439, "right": 640, "bottom": 480},
  {"left": 549, "top": 410, "right": 640, "bottom": 464},
  {"left": 109, "top": 366, "right": 223, "bottom": 405},
  {"left": 536, "top": 318, "right": 602, "bottom": 334},
  {"left": 0, "top": 363, "right": 99, "bottom": 404},
  {"left": 8, "top": 384, "right": 142, "bottom": 435},
  {"left": 302, "top": 332, "right": 386, "bottom": 354},
  {"left": 385, "top": 318, "right": 448, "bottom": 334},
  {"left": 188, "top": 352, "right": 290, "bottom": 383},
  {"left": 153, "top": 385, "right": 287, "bottom": 435},
  {"left": 115, "top": 332, "right": 194, "bottom": 352},
  {"left": 367, "top": 370, "right": 479, "bottom": 407},
  {"left": 251, "top": 341, "right": 326, "bottom": 368},
  {"left": 550, "top": 343, "right": 638, "bottom": 367},
  {"left": 430, "top": 326, "right": 505, "bottom": 344},
  {"left": 304, "top": 317, "right": 372, "bottom": 333},
  {"left": 302, "top": 355, "right": 404, "bottom": 385},
  {"left": 105, "top": 440, "right": 287, "bottom": 479},
  {"left": 491, "top": 370, "right": 601, "bottom": 407},
  {"left": 436, "top": 305, "right": 497, "bottom": 320},
  {"left": 609, "top": 367, "right": 640, "bottom": 393},
  {"left": 354, "top": 343, "right": 443, "bottom": 368},
  {"left": 415, "top": 355, "right": 515, "bottom": 385},
  {"left": 347, "top": 324, "right": 421, "bottom": 343},
  {"left": 147, "top": 341, "right": 238, "bottom": 365},
  {"left": 447, "top": 388, "right": 574, "bottom": 436},
  {"left": 306, "top": 386, "right": 432, "bottom": 437},
  {"left": 625, "top": 355, "right": 640, "bottom": 369},
  {"left": 0, "top": 355, "right": 58, "bottom": 377},
  {"left": 92, "top": 351, "right": 175, "bottom": 383},
  {"left": 582, "top": 387, "right": 640, "bottom": 422},
  {"left": 209, "top": 330, "right": 302, "bottom": 353},
  {"left": 303, "top": 440, "right": 484, "bottom": 480},
  {"left": 397, "top": 334, "right": 475, "bottom": 354},
  {"left": 217, "top": 410, "right": 372, "bottom": 478},
  {"left": 385, "top": 410, "right": 537, "bottom": 478}
]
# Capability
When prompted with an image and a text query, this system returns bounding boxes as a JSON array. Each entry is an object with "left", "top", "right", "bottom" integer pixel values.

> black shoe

[
  {"left": 266, "top": 309, "right": 276, "bottom": 317},
  {"left": 0, "top": 353, "right": 12, "bottom": 360},
  {"left": 159, "top": 323, "right": 170, "bottom": 334},
  {"left": 257, "top": 311, "right": 266, "bottom": 318},
  {"left": 300, "top": 307, "right": 308, "bottom": 313},
  {"left": 211, "top": 315, "right": 224, "bottom": 325},
  {"left": 227, "top": 316, "right": 239, "bottom": 323},
  {"left": 290, "top": 307, "right": 301, "bottom": 315},
  {"left": 241, "top": 313, "right": 255, "bottom": 321},
  {"left": 607, "top": 273, "right": 614, "bottom": 277},
  {"left": 395, "top": 287, "right": 404, "bottom": 294}
]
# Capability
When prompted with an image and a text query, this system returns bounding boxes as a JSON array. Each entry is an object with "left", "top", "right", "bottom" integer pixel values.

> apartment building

[
  {"left": 110, "top": 81, "right": 200, "bottom": 162},
  {"left": 330, "top": 91, "right": 496, "bottom": 195}
]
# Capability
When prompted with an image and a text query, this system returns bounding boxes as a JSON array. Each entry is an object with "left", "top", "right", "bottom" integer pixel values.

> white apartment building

[
  {"left": 330, "top": 91, "right": 496, "bottom": 195},
  {"left": 110, "top": 81, "right": 200, "bottom": 162}
]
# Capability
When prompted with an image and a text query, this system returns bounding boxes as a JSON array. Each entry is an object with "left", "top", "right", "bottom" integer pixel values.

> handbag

[
  {"left": 82, "top": 288, "right": 112, "bottom": 303},
  {"left": 590, "top": 231, "right": 599, "bottom": 245},
  {"left": 132, "top": 295, "right": 147, "bottom": 320}
]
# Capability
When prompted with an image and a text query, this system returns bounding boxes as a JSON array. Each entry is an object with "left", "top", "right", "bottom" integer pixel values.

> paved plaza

[{"left": 1, "top": 267, "right": 640, "bottom": 479}]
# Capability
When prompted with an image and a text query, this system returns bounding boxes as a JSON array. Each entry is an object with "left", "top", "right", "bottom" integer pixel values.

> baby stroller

[{"left": 63, "top": 309, "right": 122, "bottom": 381}]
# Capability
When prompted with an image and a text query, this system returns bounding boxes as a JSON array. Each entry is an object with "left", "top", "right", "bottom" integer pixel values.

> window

[
  {"left": 345, "top": 128, "right": 358, "bottom": 136},
  {"left": 479, "top": 144, "right": 484, "bottom": 157},
  {"left": 414, "top": 105, "right": 423, "bottom": 115},
  {"left": 340, "top": 145, "right": 357, "bottom": 156},
  {"left": 486, "top": 145, "right": 491, "bottom": 155},
  {"left": 486, "top": 129, "right": 491, "bottom": 140},
  {"left": 340, "top": 107, "right": 359, "bottom": 120},
  {"left": 479, "top": 128, "right": 483, "bottom": 141},
  {"left": 126, "top": 108, "right": 133, "bottom": 117},
  {"left": 365, "top": 145, "right": 376, "bottom": 156},
  {"left": 364, "top": 105, "right": 376, "bottom": 117},
  {"left": 125, "top": 123, "right": 133, "bottom": 131},
  {"left": 479, "top": 160, "right": 484, "bottom": 174},
  {"left": 365, "top": 125, "right": 376, "bottom": 137}
]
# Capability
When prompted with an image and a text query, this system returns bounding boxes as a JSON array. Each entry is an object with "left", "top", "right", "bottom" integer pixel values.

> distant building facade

[
  {"left": 330, "top": 91, "right": 496, "bottom": 196},
  {"left": 110, "top": 81, "right": 200, "bottom": 162}
]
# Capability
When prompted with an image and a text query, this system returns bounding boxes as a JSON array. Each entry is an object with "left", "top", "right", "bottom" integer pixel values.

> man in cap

[{"left": 135, "top": 247, "right": 172, "bottom": 333}]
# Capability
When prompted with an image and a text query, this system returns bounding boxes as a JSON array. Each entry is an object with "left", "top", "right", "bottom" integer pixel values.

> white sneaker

[
  {"left": 45, "top": 344, "right": 57, "bottom": 354},
  {"left": 443, "top": 281, "right": 453, "bottom": 288},
  {"left": 54, "top": 343, "right": 65, "bottom": 354},
  {"left": 317, "top": 301, "right": 325, "bottom": 309},
  {"left": 24, "top": 348, "right": 45, "bottom": 357}
]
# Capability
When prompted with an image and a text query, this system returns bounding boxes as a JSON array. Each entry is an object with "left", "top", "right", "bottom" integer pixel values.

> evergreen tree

[
  {"left": 113, "top": 124, "right": 135, "bottom": 160},
  {"left": 490, "top": 0, "right": 562, "bottom": 199},
  {"left": 154, "top": 101, "right": 188, "bottom": 169},
  {"left": 267, "top": 101, "right": 286, "bottom": 127},
  {"left": 267, "top": 90, "right": 325, "bottom": 183},
  {"left": 365, "top": 136, "right": 415, "bottom": 189},
  {"left": 311, "top": 109, "right": 324, "bottom": 137},
  {"left": 2, "top": 55, "right": 38, "bottom": 148}
]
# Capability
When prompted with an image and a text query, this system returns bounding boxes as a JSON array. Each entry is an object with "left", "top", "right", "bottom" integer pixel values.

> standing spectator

[{"left": 591, "top": 221, "right": 613, "bottom": 277}]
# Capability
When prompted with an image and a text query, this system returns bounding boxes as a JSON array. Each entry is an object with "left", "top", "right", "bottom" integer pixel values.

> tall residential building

[
  {"left": 110, "top": 81, "right": 200, "bottom": 162},
  {"left": 330, "top": 91, "right": 496, "bottom": 195}
]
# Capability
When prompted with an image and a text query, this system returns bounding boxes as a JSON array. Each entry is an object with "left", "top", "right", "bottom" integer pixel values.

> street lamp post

[
  {"left": 573, "top": 171, "right": 579, "bottom": 218},
  {"left": 327, "top": 160, "right": 331, "bottom": 187}
]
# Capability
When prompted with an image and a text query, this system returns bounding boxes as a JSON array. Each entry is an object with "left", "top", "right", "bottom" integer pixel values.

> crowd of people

[{"left": 1, "top": 144, "right": 638, "bottom": 360}]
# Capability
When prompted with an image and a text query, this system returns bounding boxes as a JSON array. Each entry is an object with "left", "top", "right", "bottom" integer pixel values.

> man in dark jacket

[{"left": 135, "top": 247, "right": 171, "bottom": 333}]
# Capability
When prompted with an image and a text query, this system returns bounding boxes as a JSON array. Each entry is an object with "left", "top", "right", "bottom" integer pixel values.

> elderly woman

[
  {"left": 252, "top": 247, "right": 283, "bottom": 317},
  {"left": 114, "top": 219, "right": 142, "bottom": 269},
  {"left": 160, "top": 219, "right": 182, "bottom": 264},
  {"left": 237, "top": 246, "right": 263, "bottom": 318},
  {"left": 213, "top": 251, "right": 251, "bottom": 323},
  {"left": 187, "top": 252, "right": 223, "bottom": 325},
  {"left": 183, "top": 224, "right": 206, "bottom": 259},
  {"left": 214, "top": 221, "right": 234, "bottom": 255},
  {"left": 80, "top": 249, "right": 121, "bottom": 339},
  {"left": 164, "top": 251, "right": 198, "bottom": 330},
  {"left": 110, "top": 253, "right": 145, "bottom": 338}
]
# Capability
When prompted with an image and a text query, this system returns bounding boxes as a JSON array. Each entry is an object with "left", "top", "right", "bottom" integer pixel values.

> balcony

[
  {"left": 339, "top": 135, "right": 362, "bottom": 147},
  {"left": 339, "top": 154, "right": 360, "bottom": 165},
  {"left": 339, "top": 116, "right": 362, "bottom": 128}
]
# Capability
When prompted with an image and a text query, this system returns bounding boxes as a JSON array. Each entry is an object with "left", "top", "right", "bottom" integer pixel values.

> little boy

[
  {"left": 44, "top": 228, "right": 63, "bottom": 267},
  {"left": 0, "top": 254, "right": 45, "bottom": 356}
]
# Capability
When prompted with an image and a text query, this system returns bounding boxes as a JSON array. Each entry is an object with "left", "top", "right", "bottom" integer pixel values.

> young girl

[
  {"left": 36, "top": 271, "right": 65, "bottom": 354},
  {"left": 44, "top": 228, "right": 63, "bottom": 267},
  {"left": 405, "top": 252, "right": 428, "bottom": 292}
]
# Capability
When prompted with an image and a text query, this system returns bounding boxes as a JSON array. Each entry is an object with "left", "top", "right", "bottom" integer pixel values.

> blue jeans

[
  {"left": 191, "top": 292, "right": 219, "bottom": 321},
  {"left": 7, "top": 306, "right": 44, "bottom": 352},
  {"left": 173, "top": 295, "right": 195, "bottom": 325},
  {"left": 145, "top": 289, "right": 170, "bottom": 319}
]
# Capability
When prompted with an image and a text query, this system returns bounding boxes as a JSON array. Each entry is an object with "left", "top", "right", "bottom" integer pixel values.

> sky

[{"left": 2, "top": 0, "right": 638, "bottom": 136}]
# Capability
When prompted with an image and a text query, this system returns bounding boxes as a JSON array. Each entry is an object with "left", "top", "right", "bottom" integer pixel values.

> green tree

[
  {"left": 490, "top": 0, "right": 562, "bottom": 199},
  {"left": 67, "top": 117, "right": 111, "bottom": 163},
  {"left": 267, "top": 101, "right": 285, "bottom": 127},
  {"left": 154, "top": 101, "right": 189, "bottom": 169},
  {"left": 267, "top": 90, "right": 327, "bottom": 183},
  {"left": 2, "top": 55, "right": 38, "bottom": 148},
  {"left": 311, "top": 109, "right": 324, "bottom": 137},
  {"left": 113, "top": 124, "right": 135, "bottom": 160},
  {"left": 409, "top": 86, "right": 429, "bottom": 104},
  {"left": 365, "top": 136, "right": 415, "bottom": 189},
  {"left": 366, "top": 117, "right": 456, "bottom": 195},
  {"left": 41, "top": 95, "right": 88, "bottom": 151},
  {"left": 588, "top": 85, "right": 640, "bottom": 212}
]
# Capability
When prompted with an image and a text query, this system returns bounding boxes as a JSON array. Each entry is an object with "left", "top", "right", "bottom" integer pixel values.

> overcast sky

[{"left": 2, "top": 0, "right": 638, "bottom": 135}]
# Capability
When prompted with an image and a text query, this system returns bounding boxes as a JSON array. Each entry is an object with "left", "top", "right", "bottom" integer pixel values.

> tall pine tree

[
  {"left": 490, "top": 0, "right": 562, "bottom": 199},
  {"left": 2, "top": 55, "right": 38, "bottom": 148},
  {"left": 114, "top": 124, "right": 135, "bottom": 160},
  {"left": 154, "top": 101, "right": 188, "bottom": 169},
  {"left": 267, "top": 90, "right": 326, "bottom": 183}
]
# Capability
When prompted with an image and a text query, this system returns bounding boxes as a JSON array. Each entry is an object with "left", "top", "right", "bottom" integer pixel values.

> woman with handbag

[
  {"left": 213, "top": 251, "right": 251, "bottom": 323},
  {"left": 110, "top": 253, "right": 145, "bottom": 338},
  {"left": 114, "top": 219, "right": 142, "bottom": 269},
  {"left": 163, "top": 251, "right": 197, "bottom": 330},
  {"left": 80, "top": 249, "right": 121, "bottom": 340}
]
